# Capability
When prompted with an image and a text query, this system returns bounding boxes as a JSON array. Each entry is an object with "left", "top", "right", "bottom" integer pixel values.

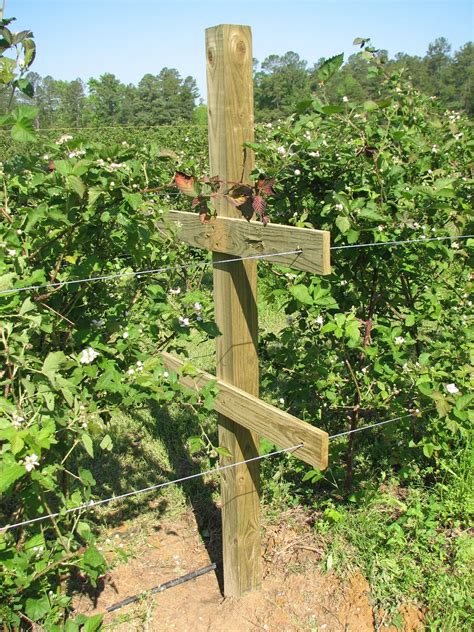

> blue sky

[{"left": 7, "top": 0, "right": 473, "bottom": 101}]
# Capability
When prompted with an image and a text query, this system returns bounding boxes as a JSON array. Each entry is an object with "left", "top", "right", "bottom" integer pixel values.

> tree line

[{"left": 0, "top": 37, "right": 472, "bottom": 128}]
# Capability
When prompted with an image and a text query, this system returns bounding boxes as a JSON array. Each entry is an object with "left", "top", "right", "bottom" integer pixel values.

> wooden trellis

[{"left": 160, "top": 24, "right": 331, "bottom": 598}]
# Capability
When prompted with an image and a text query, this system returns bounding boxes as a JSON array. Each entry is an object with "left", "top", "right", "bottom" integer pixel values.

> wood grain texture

[
  {"left": 161, "top": 352, "right": 329, "bottom": 469},
  {"left": 206, "top": 23, "right": 261, "bottom": 597},
  {"left": 159, "top": 210, "right": 331, "bottom": 275}
]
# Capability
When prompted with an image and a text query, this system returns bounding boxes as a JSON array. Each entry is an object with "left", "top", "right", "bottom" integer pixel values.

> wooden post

[{"left": 206, "top": 24, "right": 261, "bottom": 597}]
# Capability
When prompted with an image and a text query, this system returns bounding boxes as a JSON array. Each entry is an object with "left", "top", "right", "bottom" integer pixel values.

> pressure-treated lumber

[
  {"left": 206, "top": 23, "right": 261, "bottom": 597},
  {"left": 159, "top": 210, "right": 331, "bottom": 275},
  {"left": 161, "top": 352, "right": 329, "bottom": 469}
]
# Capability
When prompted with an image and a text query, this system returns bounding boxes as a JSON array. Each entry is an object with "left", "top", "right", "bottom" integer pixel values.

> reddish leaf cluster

[
  {"left": 174, "top": 172, "right": 221, "bottom": 223},
  {"left": 225, "top": 176, "right": 275, "bottom": 226},
  {"left": 174, "top": 172, "right": 275, "bottom": 226}
]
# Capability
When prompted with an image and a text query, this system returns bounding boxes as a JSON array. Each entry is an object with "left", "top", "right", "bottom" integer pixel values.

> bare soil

[{"left": 73, "top": 508, "right": 424, "bottom": 631}]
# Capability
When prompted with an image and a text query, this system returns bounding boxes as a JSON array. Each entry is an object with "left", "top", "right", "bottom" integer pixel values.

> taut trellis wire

[
  {"left": 0, "top": 407, "right": 425, "bottom": 534},
  {"left": 1, "top": 234, "right": 471, "bottom": 297}
]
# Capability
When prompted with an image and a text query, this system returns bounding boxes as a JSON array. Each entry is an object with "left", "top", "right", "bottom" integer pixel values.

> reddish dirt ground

[{"left": 74, "top": 509, "right": 424, "bottom": 631}]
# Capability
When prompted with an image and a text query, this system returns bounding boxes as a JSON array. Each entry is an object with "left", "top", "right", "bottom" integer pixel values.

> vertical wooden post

[{"left": 206, "top": 24, "right": 261, "bottom": 596}]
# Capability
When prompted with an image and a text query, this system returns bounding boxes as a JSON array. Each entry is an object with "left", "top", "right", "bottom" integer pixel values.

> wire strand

[
  {"left": 0, "top": 249, "right": 303, "bottom": 296},
  {"left": 331, "top": 234, "right": 473, "bottom": 250},
  {"left": 0, "top": 123, "right": 205, "bottom": 133},
  {"left": 0, "top": 443, "right": 303, "bottom": 533},
  {"left": 329, "top": 411, "right": 418, "bottom": 439},
  {"left": 2, "top": 234, "right": 472, "bottom": 297}
]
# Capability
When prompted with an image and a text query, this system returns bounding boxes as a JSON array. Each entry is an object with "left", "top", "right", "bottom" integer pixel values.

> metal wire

[
  {"left": 330, "top": 234, "right": 473, "bottom": 250},
  {"left": 329, "top": 411, "right": 418, "bottom": 439},
  {"left": 0, "top": 443, "right": 303, "bottom": 533},
  {"left": 0, "top": 123, "right": 204, "bottom": 133},
  {"left": 0, "top": 249, "right": 303, "bottom": 296}
]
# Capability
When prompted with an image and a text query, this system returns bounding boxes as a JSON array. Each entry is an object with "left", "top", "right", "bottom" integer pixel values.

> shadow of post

[{"left": 145, "top": 400, "right": 224, "bottom": 594}]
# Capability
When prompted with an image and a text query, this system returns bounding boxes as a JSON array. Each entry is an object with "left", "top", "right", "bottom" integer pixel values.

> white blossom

[
  {"left": 378, "top": 225, "right": 384, "bottom": 232},
  {"left": 277, "top": 146, "right": 287, "bottom": 155},
  {"left": 179, "top": 316, "right": 190, "bottom": 327},
  {"left": 309, "top": 151, "right": 320, "bottom": 158},
  {"left": 12, "top": 414, "right": 25, "bottom": 429},
  {"left": 169, "top": 287, "right": 181, "bottom": 295},
  {"left": 79, "top": 347, "right": 99, "bottom": 365},
  {"left": 23, "top": 454, "right": 39, "bottom": 472},
  {"left": 335, "top": 203, "right": 343, "bottom": 211},
  {"left": 342, "top": 96, "right": 349, "bottom": 103},
  {"left": 294, "top": 169, "right": 301, "bottom": 176},
  {"left": 445, "top": 383, "right": 459, "bottom": 394},
  {"left": 279, "top": 398, "right": 285, "bottom": 405},
  {"left": 122, "top": 331, "right": 129, "bottom": 339},
  {"left": 127, "top": 367, "right": 135, "bottom": 375},
  {"left": 55, "top": 134, "right": 73, "bottom": 145},
  {"left": 451, "top": 242, "right": 460, "bottom": 249},
  {"left": 193, "top": 302, "right": 202, "bottom": 312},
  {"left": 394, "top": 336, "right": 405, "bottom": 345},
  {"left": 315, "top": 315, "right": 324, "bottom": 326},
  {"left": 431, "top": 145, "right": 438, "bottom": 153},
  {"left": 163, "top": 371, "right": 169, "bottom": 378},
  {"left": 6, "top": 249, "right": 17, "bottom": 256}
]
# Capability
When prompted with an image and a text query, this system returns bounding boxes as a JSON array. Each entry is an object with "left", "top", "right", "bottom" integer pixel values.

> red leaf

[
  {"left": 191, "top": 196, "right": 203, "bottom": 209},
  {"left": 225, "top": 184, "right": 253, "bottom": 207},
  {"left": 257, "top": 177, "right": 275, "bottom": 196},
  {"left": 252, "top": 195, "right": 267, "bottom": 216},
  {"left": 199, "top": 210, "right": 211, "bottom": 224},
  {"left": 175, "top": 171, "right": 197, "bottom": 197}
]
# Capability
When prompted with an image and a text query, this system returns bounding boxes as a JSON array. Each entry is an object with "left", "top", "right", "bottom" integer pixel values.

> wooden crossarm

[
  {"left": 161, "top": 351, "right": 329, "bottom": 470},
  {"left": 158, "top": 210, "right": 331, "bottom": 275}
]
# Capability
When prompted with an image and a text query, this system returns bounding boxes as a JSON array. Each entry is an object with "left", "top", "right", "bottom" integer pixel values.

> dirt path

[{"left": 74, "top": 509, "right": 424, "bottom": 631}]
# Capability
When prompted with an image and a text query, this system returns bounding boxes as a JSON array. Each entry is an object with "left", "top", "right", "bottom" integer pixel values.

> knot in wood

[
  {"left": 236, "top": 40, "right": 246, "bottom": 57},
  {"left": 207, "top": 47, "right": 215, "bottom": 65}
]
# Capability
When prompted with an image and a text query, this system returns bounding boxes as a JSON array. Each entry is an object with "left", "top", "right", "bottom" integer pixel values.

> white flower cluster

[
  {"left": 179, "top": 316, "right": 190, "bottom": 327},
  {"left": 445, "top": 383, "right": 459, "bottom": 394},
  {"left": 23, "top": 454, "right": 39, "bottom": 472},
  {"left": 55, "top": 134, "right": 73, "bottom": 145},
  {"left": 68, "top": 149, "right": 86, "bottom": 159},
  {"left": 128, "top": 360, "right": 144, "bottom": 376},
  {"left": 12, "top": 413, "right": 25, "bottom": 429},
  {"left": 194, "top": 302, "right": 203, "bottom": 321},
  {"left": 394, "top": 336, "right": 405, "bottom": 345},
  {"left": 169, "top": 287, "right": 181, "bottom": 295},
  {"left": 79, "top": 347, "right": 99, "bottom": 364}
]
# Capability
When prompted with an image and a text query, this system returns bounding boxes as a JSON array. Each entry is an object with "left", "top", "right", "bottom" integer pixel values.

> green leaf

[
  {"left": 363, "top": 100, "right": 379, "bottom": 112},
  {"left": 124, "top": 192, "right": 143, "bottom": 210},
  {"left": 25, "top": 596, "right": 51, "bottom": 622},
  {"left": 17, "top": 78, "right": 34, "bottom": 97},
  {"left": 83, "top": 614, "right": 104, "bottom": 632},
  {"left": 321, "top": 105, "right": 344, "bottom": 114},
  {"left": 12, "top": 104, "right": 38, "bottom": 120},
  {"left": 11, "top": 117, "right": 36, "bottom": 142},
  {"left": 66, "top": 174, "right": 86, "bottom": 198},
  {"left": 82, "top": 433, "right": 94, "bottom": 458},
  {"left": 315, "top": 53, "right": 344, "bottom": 84},
  {"left": 188, "top": 435, "right": 205, "bottom": 454},
  {"left": 42, "top": 351, "right": 67, "bottom": 375},
  {"left": 215, "top": 446, "right": 232, "bottom": 457},
  {"left": 335, "top": 215, "right": 350, "bottom": 234},
  {"left": 77, "top": 521, "right": 92, "bottom": 542},
  {"left": 0, "top": 272, "right": 16, "bottom": 292},
  {"left": 290, "top": 284, "right": 313, "bottom": 305},
  {"left": 0, "top": 459, "right": 26, "bottom": 493},
  {"left": 99, "top": 434, "right": 113, "bottom": 451},
  {"left": 197, "top": 321, "right": 221, "bottom": 337}
]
